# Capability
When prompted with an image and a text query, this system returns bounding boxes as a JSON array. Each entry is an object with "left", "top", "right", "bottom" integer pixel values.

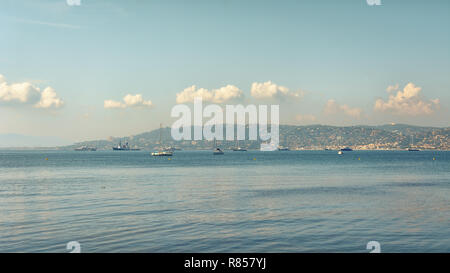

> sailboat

[
  {"left": 232, "top": 140, "right": 247, "bottom": 151},
  {"left": 152, "top": 124, "right": 173, "bottom": 156},
  {"left": 213, "top": 138, "right": 224, "bottom": 155},
  {"left": 408, "top": 135, "right": 420, "bottom": 152},
  {"left": 336, "top": 135, "right": 349, "bottom": 154}
]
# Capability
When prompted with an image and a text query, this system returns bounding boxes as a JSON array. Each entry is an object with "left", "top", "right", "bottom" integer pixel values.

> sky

[{"left": 0, "top": 0, "right": 449, "bottom": 143}]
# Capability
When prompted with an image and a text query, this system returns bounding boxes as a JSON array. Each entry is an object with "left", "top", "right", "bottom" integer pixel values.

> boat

[
  {"left": 74, "top": 146, "right": 96, "bottom": 151},
  {"left": 277, "top": 146, "right": 290, "bottom": 151},
  {"left": 340, "top": 147, "right": 353, "bottom": 152},
  {"left": 232, "top": 140, "right": 247, "bottom": 151},
  {"left": 338, "top": 151, "right": 344, "bottom": 155},
  {"left": 151, "top": 151, "right": 173, "bottom": 156},
  {"left": 113, "top": 141, "right": 140, "bottom": 151},
  {"left": 408, "top": 135, "right": 420, "bottom": 152},
  {"left": 152, "top": 123, "right": 173, "bottom": 156},
  {"left": 213, "top": 138, "right": 224, "bottom": 155}
]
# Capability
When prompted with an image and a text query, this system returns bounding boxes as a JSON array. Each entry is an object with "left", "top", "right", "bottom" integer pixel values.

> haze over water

[{"left": 0, "top": 150, "right": 449, "bottom": 253}]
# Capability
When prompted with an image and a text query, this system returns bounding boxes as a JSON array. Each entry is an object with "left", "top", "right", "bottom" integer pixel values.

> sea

[{"left": 0, "top": 150, "right": 449, "bottom": 253}]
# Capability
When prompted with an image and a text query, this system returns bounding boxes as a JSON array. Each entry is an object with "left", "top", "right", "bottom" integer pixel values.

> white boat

[
  {"left": 408, "top": 135, "right": 420, "bottom": 152},
  {"left": 338, "top": 151, "right": 344, "bottom": 155},
  {"left": 151, "top": 151, "right": 173, "bottom": 156},
  {"left": 152, "top": 123, "right": 173, "bottom": 156},
  {"left": 277, "top": 146, "right": 289, "bottom": 151},
  {"left": 232, "top": 140, "right": 247, "bottom": 151}
]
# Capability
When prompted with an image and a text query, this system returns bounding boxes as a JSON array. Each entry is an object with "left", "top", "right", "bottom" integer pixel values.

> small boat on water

[
  {"left": 75, "top": 146, "right": 96, "bottom": 151},
  {"left": 151, "top": 151, "right": 173, "bottom": 156},
  {"left": 408, "top": 135, "right": 420, "bottom": 151},
  {"left": 277, "top": 146, "right": 289, "bottom": 151},
  {"left": 213, "top": 138, "right": 224, "bottom": 155},
  {"left": 232, "top": 140, "right": 247, "bottom": 151},
  {"left": 338, "top": 150, "right": 344, "bottom": 155},
  {"left": 152, "top": 123, "right": 173, "bottom": 156}
]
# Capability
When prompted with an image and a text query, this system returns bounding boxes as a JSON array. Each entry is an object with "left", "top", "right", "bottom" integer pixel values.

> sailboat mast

[{"left": 159, "top": 123, "right": 162, "bottom": 145}]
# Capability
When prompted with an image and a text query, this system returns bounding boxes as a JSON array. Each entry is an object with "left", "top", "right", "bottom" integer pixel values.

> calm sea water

[{"left": 0, "top": 150, "right": 449, "bottom": 253}]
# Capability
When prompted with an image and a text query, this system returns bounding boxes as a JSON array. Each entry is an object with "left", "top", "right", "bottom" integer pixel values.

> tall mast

[{"left": 159, "top": 123, "right": 162, "bottom": 145}]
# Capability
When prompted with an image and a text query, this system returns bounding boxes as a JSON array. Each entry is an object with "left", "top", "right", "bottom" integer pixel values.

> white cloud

[
  {"left": 104, "top": 94, "right": 153, "bottom": 109},
  {"left": 250, "top": 81, "right": 303, "bottom": 100},
  {"left": 35, "top": 87, "right": 64, "bottom": 109},
  {"left": 0, "top": 74, "right": 63, "bottom": 109},
  {"left": 176, "top": 85, "right": 243, "bottom": 104},
  {"left": 323, "top": 99, "right": 363, "bottom": 119},
  {"left": 123, "top": 94, "right": 153, "bottom": 107},
  {"left": 386, "top": 84, "right": 399, "bottom": 92},
  {"left": 374, "top": 83, "right": 439, "bottom": 116}
]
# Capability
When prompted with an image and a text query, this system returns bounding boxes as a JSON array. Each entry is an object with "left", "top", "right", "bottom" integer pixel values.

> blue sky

[{"left": 1, "top": 0, "right": 449, "bottom": 142}]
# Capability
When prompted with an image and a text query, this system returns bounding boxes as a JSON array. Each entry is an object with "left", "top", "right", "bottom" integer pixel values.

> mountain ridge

[{"left": 62, "top": 124, "right": 450, "bottom": 151}]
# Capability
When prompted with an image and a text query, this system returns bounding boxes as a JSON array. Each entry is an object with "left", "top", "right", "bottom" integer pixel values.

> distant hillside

[{"left": 63, "top": 124, "right": 450, "bottom": 151}]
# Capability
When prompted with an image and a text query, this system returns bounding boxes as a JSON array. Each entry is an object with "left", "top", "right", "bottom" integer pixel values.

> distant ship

[
  {"left": 277, "top": 146, "right": 290, "bottom": 151},
  {"left": 152, "top": 123, "right": 173, "bottom": 156},
  {"left": 336, "top": 136, "right": 352, "bottom": 152},
  {"left": 75, "top": 146, "right": 96, "bottom": 151},
  {"left": 113, "top": 141, "right": 140, "bottom": 151},
  {"left": 213, "top": 138, "right": 224, "bottom": 155}
]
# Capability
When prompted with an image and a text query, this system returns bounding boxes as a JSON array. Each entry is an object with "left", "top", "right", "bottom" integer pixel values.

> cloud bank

[
  {"left": 176, "top": 85, "right": 243, "bottom": 104},
  {"left": 250, "top": 81, "right": 303, "bottom": 100},
  {"left": 104, "top": 94, "right": 153, "bottom": 109},
  {"left": 374, "top": 83, "right": 439, "bottom": 116},
  {"left": 0, "top": 74, "right": 64, "bottom": 109}
]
